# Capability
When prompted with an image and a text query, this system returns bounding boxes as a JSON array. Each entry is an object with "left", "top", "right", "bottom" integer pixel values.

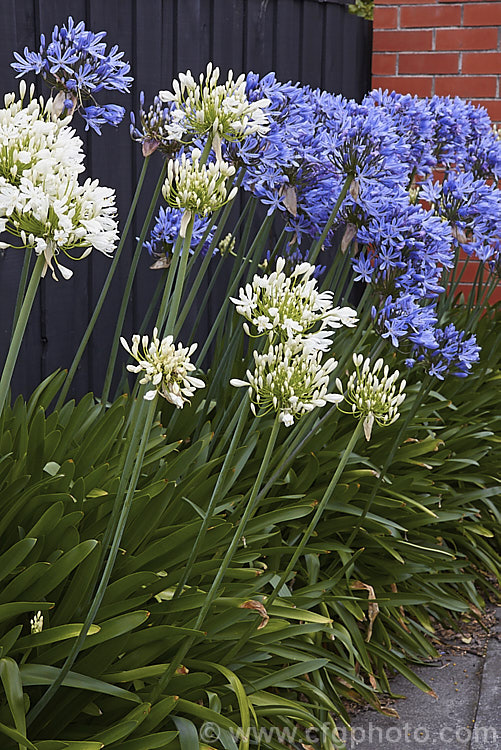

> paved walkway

[{"left": 342, "top": 608, "right": 500, "bottom": 749}]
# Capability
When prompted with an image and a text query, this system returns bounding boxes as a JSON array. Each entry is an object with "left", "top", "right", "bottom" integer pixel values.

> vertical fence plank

[
  {"left": 300, "top": 0, "right": 325, "bottom": 89},
  {"left": 324, "top": 2, "right": 346, "bottom": 96},
  {"left": 244, "top": 0, "right": 275, "bottom": 76},
  {"left": 275, "top": 0, "right": 301, "bottom": 84},
  {"left": 212, "top": 0, "right": 245, "bottom": 76},
  {"left": 339, "top": 8, "right": 372, "bottom": 100},
  {"left": 1, "top": 0, "right": 42, "bottom": 397}
]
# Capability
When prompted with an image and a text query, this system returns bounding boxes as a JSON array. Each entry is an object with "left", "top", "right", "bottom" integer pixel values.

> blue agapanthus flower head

[
  {"left": 144, "top": 206, "right": 217, "bottom": 263},
  {"left": 12, "top": 16, "right": 133, "bottom": 134},
  {"left": 130, "top": 92, "right": 181, "bottom": 157},
  {"left": 423, "top": 323, "right": 480, "bottom": 379}
]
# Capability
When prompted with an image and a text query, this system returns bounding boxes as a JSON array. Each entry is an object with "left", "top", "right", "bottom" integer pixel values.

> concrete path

[{"left": 342, "top": 608, "right": 500, "bottom": 749}]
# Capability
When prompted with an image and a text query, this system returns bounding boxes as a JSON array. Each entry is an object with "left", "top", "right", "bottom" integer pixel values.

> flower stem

[
  {"left": 0, "top": 253, "right": 45, "bottom": 415},
  {"left": 309, "top": 174, "right": 353, "bottom": 264},
  {"left": 150, "top": 415, "right": 281, "bottom": 702},
  {"left": 55, "top": 157, "right": 151, "bottom": 409},
  {"left": 11, "top": 248, "right": 32, "bottom": 335},
  {"left": 100, "top": 161, "right": 167, "bottom": 408},
  {"left": 174, "top": 178, "right": 249, "bottom": 338},
  {"left": 163, "top": 216, "right": 196, "bottom": 334}
]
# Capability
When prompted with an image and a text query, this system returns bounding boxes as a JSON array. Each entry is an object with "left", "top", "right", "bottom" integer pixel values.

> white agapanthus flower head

[
  {"left": 336, "top": 353, "right": 407, "bottom": 440},
  {"left": 162, "top": 148, "right": 237, "bottom": 236},
  {"left": 121, "top": 328, "right": 205, "bottom": 407},
  {"left": 230, "top": 341, "right": 342, "bottom": 427},
  {"left": 0, "top": 83, "right": 118, "bottom": 279},
  {"left": 230, "top": 256, "right": 358, "bottom": 348},
  {"left": 159, "top": 62, "right": 271, "bottom": 160}
]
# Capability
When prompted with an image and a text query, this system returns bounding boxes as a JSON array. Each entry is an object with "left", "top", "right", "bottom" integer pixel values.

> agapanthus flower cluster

[
  {"left": 159, "top": 63, "right": 271, "bottom": 161},
  {"left": 0, "top": 84, "right": 118, "bottom": 279},
  {"left": 231, "top": 73, "right": 413, "bottom": 264},
  {"left": 352, "top": 202, "right": 454, "bottom": 299},
  {"left": 337, "top": 354, "right": 406, "bottom": 440},
  {"left": 162, "top": 148, "right": 237, "bottom": 236},
  {"left": 121, "top": 328, "right": 205, "bottom": 406},
  {"left": 144, "top": 206, "right": 216, "bottom": 267},
  {"left": 11, "top": 17, "right": 132, "bottom": 134},
  {"left": 130, "top": 92, "right": 180, "bottom": 157},
  {"left": 230, "top": 256, "right": 357, "bottom": 347},
  {"left": 367, "top": 90, "right": 436, "bottom": 177},
  {"left": 231, "top": 259, "right": 357, "bottom": 426},
  {"left": 231, "top": 342, "right": 342, "bottom": 426},
  {"left": 372, "top": 296, "right": 480, "bottom": 378},
  {"left": 420, "top": 172, "right": 501, "bottom": 265},
  {"left": 406, "top": 322, "right": 480, "bottom": 380}
]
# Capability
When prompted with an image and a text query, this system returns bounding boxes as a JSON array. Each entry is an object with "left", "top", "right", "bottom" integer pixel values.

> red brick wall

[
  {"left": 372, "top": 0, "right": 501, "bottom": 304},
  {"left": 373, "top": 0, "right": 501, "bottom": 124}
]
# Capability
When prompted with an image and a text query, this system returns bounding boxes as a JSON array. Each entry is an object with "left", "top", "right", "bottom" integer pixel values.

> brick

[
  {"left": 462, "top": 52, "right": 501, "bottom": 74},
  {"left": 376, "top": 0, "right": 433, "bottom": 5},
  {"left": 401, "top": 4, "right": 461, "bottom": 28},
  {"left": 454, "top": 283, "right": 501, "bottom": 306},
  {"left": 453, "top": 257, "right": 483, "bottom": 284},
  {"left": 488, "top": 288, "right": 501, "bottom": 304},
  {"left": 399, "top": 52, "right": 458, "bottom": 74},
  {"left": 436, "top": 28, "right": 499, "bottom": 50},
  {"left": 435, "top": 76, "right": 498, "bottom": 97},
  {"left": 372, "top": 53, "right": 398, "bottom": 75},
  {"left": 463, "top": 1, "right": 501, "bottom": 24},
  {"left": 372, "top": 75, "right": 434, "bottom": 97},
  {"left": 474, "top": 99, "right": 501, "bottom": 121},
  {"left": 374, "top": 6, "right": 398, "bottom": 29},
  {"left": 373, "top": 30, "right": 434, "bottom": 52}
]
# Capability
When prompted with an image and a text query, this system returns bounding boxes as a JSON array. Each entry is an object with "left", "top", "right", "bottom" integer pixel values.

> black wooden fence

[{"left": 0, "top": 0, "right": 371, "bottom": 399}]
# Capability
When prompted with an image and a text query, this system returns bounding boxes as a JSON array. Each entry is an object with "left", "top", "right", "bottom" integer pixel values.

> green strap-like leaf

[
  {"left": 0, "top": 720, "right": 37, "bottom": 750},
  {"left": 13, "top": 624, "right": 101, "bottom": 651},
  {"left": 19, "top": 664, "right": 141, "bottom": 703},
  {"left": 35, "top": 742, "right": 104, "bottom": 750},
  {"left": 0, "top": 539, "right": 37, "bottom": 585},
  {"left": 0, "top": 657, "right": 27, "bottom": 747},
  {"left": 115, "top": 732, "right": 178, "bottom": 750},
  {"left": 171, "top": 717, "right": 199, "bottom": 750},
  {"left": 0, "top": 602, "right": 54, "bottom": 625},
  {"left": 175, "top": 698, "right": 239, "bottom": 731}
]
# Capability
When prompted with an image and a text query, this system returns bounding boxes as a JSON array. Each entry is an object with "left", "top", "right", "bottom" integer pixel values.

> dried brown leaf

[
  {"left": 280, "top": 184, "right": 298, "bottom": 216},
  {"left": 351, "top": 580, "right": 380, "bottom": 642},
  {"left": 150, "top": 256, "right": 171, "bottom": 270},
  {"left": 239, "top": 599, "right": 270, "bottom": 630}
]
